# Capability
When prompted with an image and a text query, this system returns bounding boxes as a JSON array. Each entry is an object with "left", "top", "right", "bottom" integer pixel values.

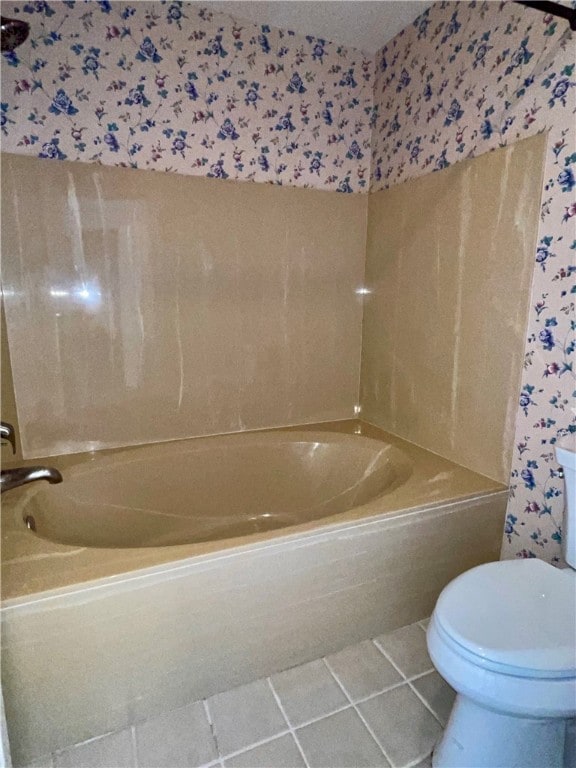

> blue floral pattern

[
  {"left": 0, "top": 0, "right": 373, "bottom": 191},
  {"left": 371, "top": 1, "right": 575, "bottom": 565}
]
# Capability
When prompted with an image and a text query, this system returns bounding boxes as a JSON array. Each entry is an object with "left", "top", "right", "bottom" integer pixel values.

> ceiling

[{"left": 197, "top": 1, "right": 434, "bottom": 53}]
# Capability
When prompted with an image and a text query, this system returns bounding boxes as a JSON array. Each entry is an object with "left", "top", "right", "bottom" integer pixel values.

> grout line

[
  {"left": 323, "top": 657, "right": 395, "bottom": 768},
  {"left": 267, "top": 677, "right": 311, "bottom": 768},
  {"left": 406, "top": 679, "right": 445, "bottom": 728},
  {"left": 130, "top": 725, "right": 138, "bottom": 768},
  {"left": 407, "top": 668, "right": 436, "bottom": 681},
  {"left": 371, "top": 638, "right": 409, "bottom": 679},
  {"left": 218, "top": 727, "right": 293, "bottom": 763},
  {"left": 403, "top": 751, "right": 434, "bottom": 768},
  {"left": 203, "top": 699, "right": 213, "bottom": 727},
  {"left": 295, "top": 702, "right": 352, "bottom": 728},
  {"left": 203, "top": 698, "right": 223, "bottom": 761},
  {"left": 371, "top": 637, "right": 434, "bottom": 682},
  {"left": 372, "top": 637, "right": 442, "bottom": 728},
  {"left": 371, "top": 637, "right": 445, "bottom": 730},
  {"left": 267, "top": 696, "right": 353, "bottom": 732}
]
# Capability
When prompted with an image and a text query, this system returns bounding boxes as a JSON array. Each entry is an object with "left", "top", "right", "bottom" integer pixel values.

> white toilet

[{"left": 427, "top": 438, "right": 576, "bottom": 768}]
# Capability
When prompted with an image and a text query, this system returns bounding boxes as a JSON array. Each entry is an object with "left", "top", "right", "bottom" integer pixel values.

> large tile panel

[
  {"left": 360, "top": 135, "right": 545, "bottom": 482},
  {"left": 1, "top": 154, "right": 366, "bottom": 458}
]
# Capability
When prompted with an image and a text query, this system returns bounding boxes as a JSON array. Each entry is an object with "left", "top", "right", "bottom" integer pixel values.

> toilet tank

[{"left": 556, "top": 438, "right": 576, "bottom": 568}]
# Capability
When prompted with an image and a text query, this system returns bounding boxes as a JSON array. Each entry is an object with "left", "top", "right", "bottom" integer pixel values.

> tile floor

[{"left": 27, "top": 618, "right": 456, "bottom": 768}]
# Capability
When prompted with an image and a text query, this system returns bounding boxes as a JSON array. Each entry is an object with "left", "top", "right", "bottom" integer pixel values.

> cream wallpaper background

[
  {"left": 1, "top": 0, "right": 575, "bottom": 564},
  {"left": 0, "top": 0, "right": 373, "bottom": 191}
]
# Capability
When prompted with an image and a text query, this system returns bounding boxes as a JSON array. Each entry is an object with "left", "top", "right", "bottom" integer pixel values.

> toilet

[{"left": 427, "top": 438, "right": 576, "bottom": 768}]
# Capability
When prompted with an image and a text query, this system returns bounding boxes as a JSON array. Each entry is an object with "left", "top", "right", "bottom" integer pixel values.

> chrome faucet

[
  {"left": 1, "top": 421, "right": 16, "bottom": 454},
  {"left": 0, "top": 421, "right": 63, "bottom": 493},
  {"left": 1, "top": 465, "right": 63, "bottom": 493}
]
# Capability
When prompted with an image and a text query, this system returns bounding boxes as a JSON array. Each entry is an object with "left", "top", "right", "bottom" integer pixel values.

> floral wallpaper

[
  {"left": 0, "top": 0, "right": 373, "bottom": 192},
  {"left": 371, "top": 0, "right": 575, "bottom": 564}
]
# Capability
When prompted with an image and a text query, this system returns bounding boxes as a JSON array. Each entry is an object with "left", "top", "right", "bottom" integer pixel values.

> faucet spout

[
  {"left": 0, "top": 466, "right": 63, "bottom": 493},
  {"left": 0, "top": 422, "right": 16, "bottom": 454}
]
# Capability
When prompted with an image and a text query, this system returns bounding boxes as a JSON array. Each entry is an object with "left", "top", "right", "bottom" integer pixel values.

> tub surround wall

[
  {"left": 370, "top": 1, "right": 575, "bottom": 560},
  {"left": 0, "top": 1, "right": 373, "bottom": 193},
  {"left": 2, "top": 153, "right": 367, "bottom": 458},
  {"left": 2, "top": 0, "right": 574, "bottom": 561},
  {"left": 361, "top": 135, "right": 545, "bottom": 484}
]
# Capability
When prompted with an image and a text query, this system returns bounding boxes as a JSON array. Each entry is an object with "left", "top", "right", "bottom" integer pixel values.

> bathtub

[{"left": 1, "top": 420, "right": 506, "bottom": 765}]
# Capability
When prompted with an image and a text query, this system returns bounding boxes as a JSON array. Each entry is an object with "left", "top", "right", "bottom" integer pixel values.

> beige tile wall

[
  {"left": 1, "top": 154, "right": 367, "bottom": 458},
  {"left": 360, "top": 134, "right": 546, "bottom": 482},
  {"left": 2, "top": 137, "right": 544, "bottom": 474}
]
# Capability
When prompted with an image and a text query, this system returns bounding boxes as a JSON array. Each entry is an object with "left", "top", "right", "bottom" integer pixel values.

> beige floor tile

[
  {"left": 54, "top": 729, "right": 134, "bottom": 768},
  {"left": 374, "top": 623, "right": 433, "bottom": 678},
  {"left": 419, "top": 618, "right": 430, "bottom": 630},
  {"left": 20, "top": 757, "right": 54, "bottom": 768},
  {"left": 326, "top": 641, "right": 402, "bottom": 701},
  {"left": 297, "top": 708, "right": 389, "bottom": 768},
  {"left": 411, "top": 672, "right": 456, "bottom": 727},
  {"left": 135, "top": 700, "right": 217, "bottom": 767},
  {"left": 270, "top": 659, "right": 348, "bottom": 726},
  {"left": 207, "top": 679, "right": 287, "bottom": 756},
  {"left": 225, "top": 735, "right": 306, "bottom": 768},
  {"left": 565, "top": 719, "right": 576, "bottom": 768},
  {"left": 358, "top": 684, "right": 442, "bottom": 768}
]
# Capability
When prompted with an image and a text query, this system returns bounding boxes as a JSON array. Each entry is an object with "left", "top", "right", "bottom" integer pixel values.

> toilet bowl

[{"left": 427, "top": 438, "right": 576, "bottom": 768}]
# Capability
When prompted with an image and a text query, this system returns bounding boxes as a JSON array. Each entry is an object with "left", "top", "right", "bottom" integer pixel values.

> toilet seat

[{"left": 434, "top": 559, "right": 576, "bottom": 678}]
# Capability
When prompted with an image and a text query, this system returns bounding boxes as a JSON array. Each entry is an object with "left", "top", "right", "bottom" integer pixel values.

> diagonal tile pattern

[{"left": 22, "top": 619, "right": 453, "bottom": 768}]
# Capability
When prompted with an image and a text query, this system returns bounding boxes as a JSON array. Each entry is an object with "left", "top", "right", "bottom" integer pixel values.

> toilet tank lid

[{"left": 435, "top": 559, "right": 576, "bottom": 675}]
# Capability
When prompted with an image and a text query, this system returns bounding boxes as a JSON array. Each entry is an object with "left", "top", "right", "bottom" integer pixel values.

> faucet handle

[{"left": 0, "top": 421, "right": 16, "bottom": 454}]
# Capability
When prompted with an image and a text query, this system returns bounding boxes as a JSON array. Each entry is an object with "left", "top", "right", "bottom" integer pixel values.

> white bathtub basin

[{"left": 21, "top": 431, "right": 413, "bottom": 548}]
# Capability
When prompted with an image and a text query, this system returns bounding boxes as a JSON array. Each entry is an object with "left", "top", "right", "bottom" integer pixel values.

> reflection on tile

[
  {"left": 326, "top": 641, "right": 402, "bottom": 701},
  {"left": 374, "top": 622, "right": 433, "bottom": 678},
  {"left": 361, "top": 134, "right": 546, "bottom": 483},
  {"left": 0, "top": 300, "right": 23, "bottom": 462},
  {"left": 53, "top": 729, "right": 133, "bottom": 768},
  {"left": 135, "top": 700, "right": 217, "bottom": 767},
  {"left": 270, "top": 659, "right": 348, "bottom": 726},
  {"left": 207, "top": 679, "right": 286, "bottom": 756},
  {"left": 225, "top": 735, "right": 306, "bottom": 768},
  {"left": 411, "top": 672, "right": 456, "bottom": 727},
  {"left": 1, "top": 154, "right": 366, "bottom": 459},
  {"left": 297, "top": 708, "right": 389, "bottom": 768},
  {"left": 358, "top": 684, "right": 442, "bottom": 768}
]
